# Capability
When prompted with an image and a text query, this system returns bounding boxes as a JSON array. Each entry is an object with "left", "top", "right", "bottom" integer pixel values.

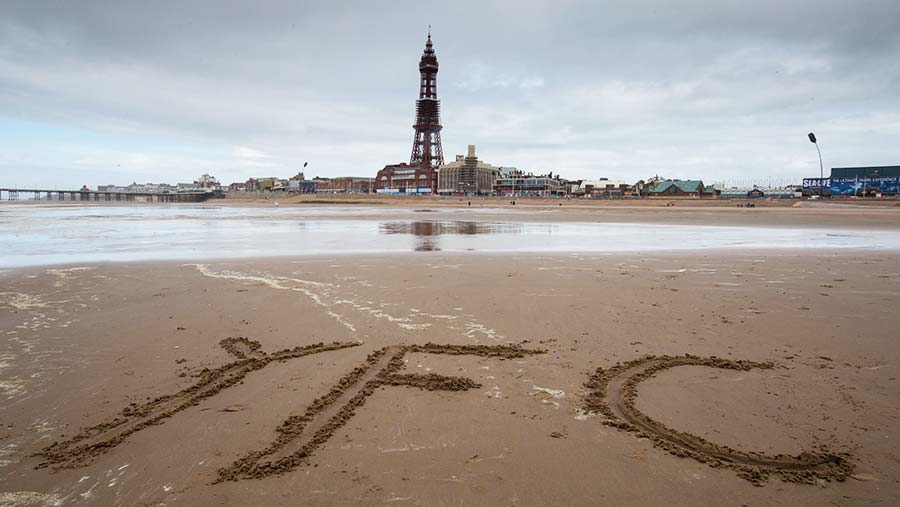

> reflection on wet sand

[
  {"left": 4, "top": 205, "right": 900, "bottom": 267},
  {"left": 380, "top": 221, "right": 530, "bottom": 251}
]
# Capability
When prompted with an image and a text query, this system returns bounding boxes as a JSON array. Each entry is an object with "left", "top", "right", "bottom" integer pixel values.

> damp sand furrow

[
  {"left": 586, "top": 355, "right": 854, "bottom": 485},
  {"left": 217, "top": 343, "right": 543, "bottom": 482},
  {"left": 216, "top": 347, "right": 403, "bottom": 481},
  {"left": 38, "top": 340, "right": 359, "bottom": 468}
]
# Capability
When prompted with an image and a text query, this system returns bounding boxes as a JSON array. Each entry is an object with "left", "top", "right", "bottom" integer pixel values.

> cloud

[
  {"left": 519, "top": 77, "right": 544, "bottom": 89},
  {"left": 1, "top": 0, "right": 899, "bottom": 188},
  {"left": 454, "top": 62, "right": 545, "bottom": 92},
  {"left": 232, "top": 146, "right": 270, "bottom": 159}
]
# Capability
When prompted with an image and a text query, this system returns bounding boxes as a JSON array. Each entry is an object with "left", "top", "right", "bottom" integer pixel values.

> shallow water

[{"left": 1, "top": 204, "right": 899, "bottom": 267}]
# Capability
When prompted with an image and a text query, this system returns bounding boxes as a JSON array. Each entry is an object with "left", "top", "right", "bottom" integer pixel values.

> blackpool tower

[{"left": 409, "top": 30, "right": 444, "bottom": 169}]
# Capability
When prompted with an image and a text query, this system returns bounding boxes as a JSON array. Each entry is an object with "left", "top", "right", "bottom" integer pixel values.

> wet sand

[
  {"left": 5, "top": 203, "right": 900, "bottom": 269},
  {"left": 5, "top": 197, "right": 900, "bottom": 230},
  {"left": 235, "top": 192, "right": 900, "bottom": 212},
  {"left": 2, "top": 214, "right": 900, "bottom": 504}
]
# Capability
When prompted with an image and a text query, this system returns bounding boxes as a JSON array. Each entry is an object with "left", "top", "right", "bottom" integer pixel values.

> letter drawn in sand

[
  {"left": 37, "top": 339, "right": 543, "bottom": 484},
  {"left": 37, "top": 338, "right": 361, "bottom": 469},
  {"left": 584, "top": 355, "right": 854, "bottom": 485},
  {"left": 216, "top": 343, "right": 544, "bottom": 482}
]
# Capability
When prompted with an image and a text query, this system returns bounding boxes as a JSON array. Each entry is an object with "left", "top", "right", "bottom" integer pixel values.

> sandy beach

[
  {"left": 6, "top": 0, "right": 900, "bottom": 503},
  {"left": 2, "top": 205, "right": 900, "bottom": 506}
]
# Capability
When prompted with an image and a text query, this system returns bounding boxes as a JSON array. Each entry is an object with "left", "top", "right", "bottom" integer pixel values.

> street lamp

[{"left": 808, "top": 132, "right": 823, "bottom": 180}]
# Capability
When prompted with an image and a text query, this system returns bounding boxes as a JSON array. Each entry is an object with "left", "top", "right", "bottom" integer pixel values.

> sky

[{"left": 1, "top": 0, "right": 899, "bottom": 189}]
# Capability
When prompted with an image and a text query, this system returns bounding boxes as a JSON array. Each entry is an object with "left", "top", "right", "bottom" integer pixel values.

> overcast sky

[{"left": 1, "top": 0, "right": 898, "bottom": 188}]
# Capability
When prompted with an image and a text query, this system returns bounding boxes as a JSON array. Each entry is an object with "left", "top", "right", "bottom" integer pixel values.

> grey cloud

[{"left": 1, "top": 0, "right": 898, "bottom": 187}]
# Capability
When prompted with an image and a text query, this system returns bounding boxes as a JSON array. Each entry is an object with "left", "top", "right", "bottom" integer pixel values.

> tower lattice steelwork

[{"left": 409, "top": 31, "right": 444, "bottom": 169}]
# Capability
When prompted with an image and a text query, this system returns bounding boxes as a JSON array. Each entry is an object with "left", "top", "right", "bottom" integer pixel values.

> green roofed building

[{"left": 647, "top": 179, "right": 715, "bottom": 197}]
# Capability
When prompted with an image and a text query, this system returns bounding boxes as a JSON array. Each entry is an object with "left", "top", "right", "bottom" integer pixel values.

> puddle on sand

[{"left": 2, "top": 205, "right": 900, "bottom": 267}]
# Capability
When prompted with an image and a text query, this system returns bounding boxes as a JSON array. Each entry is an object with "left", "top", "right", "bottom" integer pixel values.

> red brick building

[{"left": 375, "top": 163, "right": 436, "bottom": 194}]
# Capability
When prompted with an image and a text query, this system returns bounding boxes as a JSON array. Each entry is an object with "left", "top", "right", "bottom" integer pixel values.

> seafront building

[
  {"left": 98, "top": 182, "right": 170, "bottom": 193},
  {"left": 574, "top": 179, "right": 635, "bottom": 197},
  {"left": 287, "top": 175, "right": 316, "bottom": 193},
  {"left": 375, "top": 163, "right": 436, "bottom": 194},
  {"left": 97, "top": 174, "right": 221, "bottom": 194},
  {"left": 646, "top": 179, "right": 716, "bottom": 198},
  {"left": 194, "top": 173, "right": 220, "bottom": 190},
  {"left": 495, "top": 169, "right": 564, "bottom": 197},
  {"left": 244, "top": 177, "right": 287, "bottom": 192},
  {"left": 437, "top": 145, "right": 500, "bottom": 195},
  {"left": 313, "top": 176, "right": 375, "bottom": 193},
  {"left": 717, "top": 186, "right": 799, "bottom": 199}
]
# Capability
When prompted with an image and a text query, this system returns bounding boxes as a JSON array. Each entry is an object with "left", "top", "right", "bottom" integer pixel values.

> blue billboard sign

[{"left": 829, "top": 177, "right": 899, "bottom": 196}]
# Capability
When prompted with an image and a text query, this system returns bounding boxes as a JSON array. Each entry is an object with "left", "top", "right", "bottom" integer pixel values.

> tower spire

[{"left": 409, "top": 30, "right": 444, "bottom": 170}]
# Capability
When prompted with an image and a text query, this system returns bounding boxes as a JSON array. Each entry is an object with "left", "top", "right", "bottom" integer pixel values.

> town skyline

[{"left": 2, "top": 1, "right": 899, "bottom": 189}]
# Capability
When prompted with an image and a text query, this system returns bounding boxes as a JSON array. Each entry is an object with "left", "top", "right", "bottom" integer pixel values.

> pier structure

[{"left": 0, "top": 188, "right": 212, "bottom": 203}]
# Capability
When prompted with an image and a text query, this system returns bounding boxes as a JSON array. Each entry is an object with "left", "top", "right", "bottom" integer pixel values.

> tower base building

[{"left": 375, "top": 163, "right": 436, "bottom": 194}]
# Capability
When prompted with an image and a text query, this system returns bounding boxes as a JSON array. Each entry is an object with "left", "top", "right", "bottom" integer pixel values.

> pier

[{"left": 0, "top": 188, "right": 213, "bottom": 203}]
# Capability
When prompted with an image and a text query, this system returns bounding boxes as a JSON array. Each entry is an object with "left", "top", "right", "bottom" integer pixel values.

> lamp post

[
  {"left": 808, "top": 132, "right": 825, "bottom": 196},
  {"left": 808, "top": 132, "right": 823, "bottom": 180}
]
